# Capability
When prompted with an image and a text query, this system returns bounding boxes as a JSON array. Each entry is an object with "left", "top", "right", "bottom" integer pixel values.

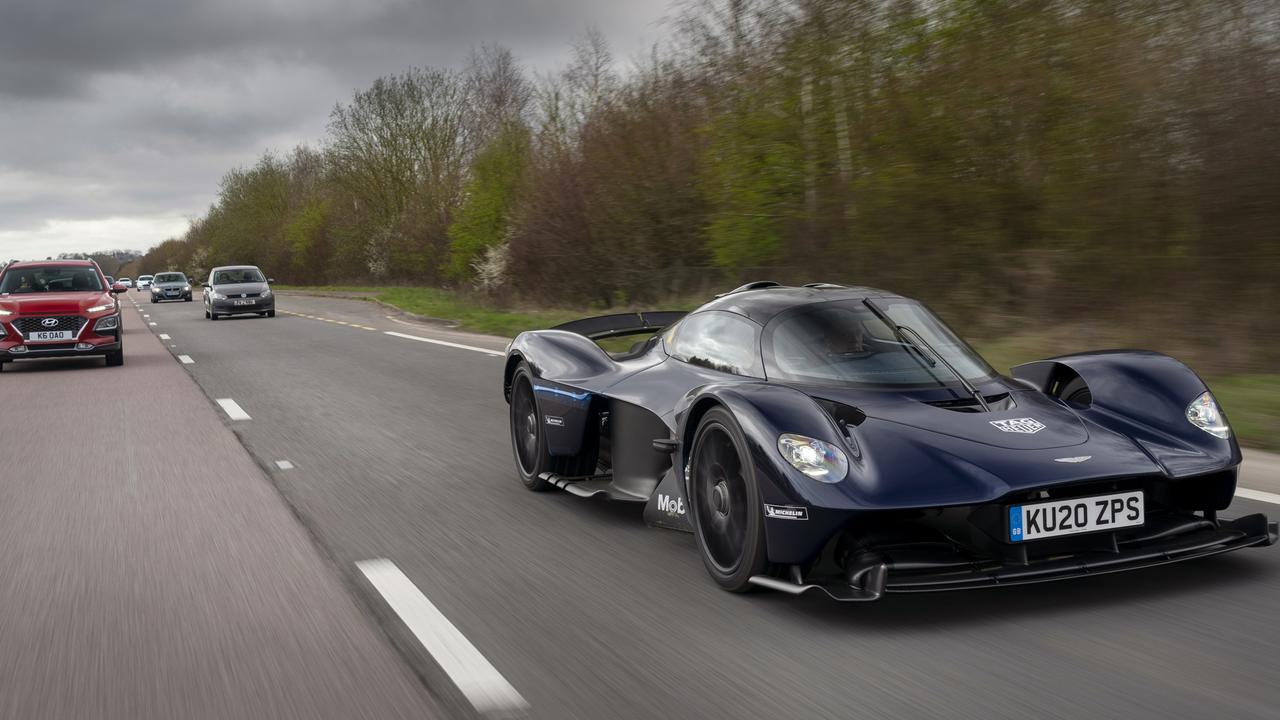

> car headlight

[
  {"left": 211, "top": 292, "right": 226, "bottom": 300},
  {"left": 0, "top": 309, "right": 11, "bottom": 316},
  {"left": 94, "top": 315, "right": 120, "bottom": 332},
  {"left": 261, "top": 288, "right": 272, "bottom": 298},
  {"left": 1186, "top": 391, "right": 1230, "bottom": 439},
  {"left": 88, "top": 303, "right": 115, "bottom": 313},
  {"left": 183, "top": 285, "right": 191, "bottom": 292},
  {"left": 777, "top": 433, "right": 848, "bottom": 482}
]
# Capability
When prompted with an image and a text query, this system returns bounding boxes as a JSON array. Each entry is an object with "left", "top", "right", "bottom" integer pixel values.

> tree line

[{"left": 130, "top": 0, "right": 1280, "bottom": 369}]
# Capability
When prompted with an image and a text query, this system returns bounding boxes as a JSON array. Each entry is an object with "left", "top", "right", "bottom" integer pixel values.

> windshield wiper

[{"left": 862, "top": 299, "right": 991, "bottom": 412}]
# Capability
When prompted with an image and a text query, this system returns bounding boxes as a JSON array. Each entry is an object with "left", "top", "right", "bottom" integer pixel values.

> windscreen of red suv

[{"left": 0, "top": 266, "right": 106, "bottom": 293}]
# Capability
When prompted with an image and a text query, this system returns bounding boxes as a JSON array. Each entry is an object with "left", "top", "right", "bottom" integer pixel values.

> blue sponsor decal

[
  {"left": 533, "top": 384, "right": 591, "bottom": 402},
  {"left": 1009, "top": 505, "right": 1024, "bottom": 542}
]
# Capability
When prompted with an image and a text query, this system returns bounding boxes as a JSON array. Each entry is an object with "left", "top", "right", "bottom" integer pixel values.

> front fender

[
  {"left": 675, "top": 384, "right": 860, "bottom": 565},
  {"left": 1012, "top": 351, "right": 1241, "bottom": 477}
]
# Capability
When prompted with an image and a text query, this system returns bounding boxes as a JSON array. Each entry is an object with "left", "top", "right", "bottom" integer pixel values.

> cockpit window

[
  {"left": 666, "top": 311, "right": 763, "bottom": 377},
  {"left": 764, "top": 299, "right": 996, "bottom": 388}
]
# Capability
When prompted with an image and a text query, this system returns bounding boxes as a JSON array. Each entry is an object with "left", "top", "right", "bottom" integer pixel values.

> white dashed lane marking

[
  {"left": 158, "top": 333, "right": 171, "bottom": 340},
  {"left": 1237, "top": 487, "right": 1280, "bottom": 506},
  {"left": 356, "top": 559, "right": 528, "bottom": 716},
  {"left": 178, "top": 355, "right": 194, "bottom": 365},
  {"left": 384, "top": 331, "right": 503, "bottom": 357},
  {"left": 215, "top": 398, "right": 251, "bottom": 421},
  {"left": 275, "top": 460, "right": 294, "bottom": 470}
]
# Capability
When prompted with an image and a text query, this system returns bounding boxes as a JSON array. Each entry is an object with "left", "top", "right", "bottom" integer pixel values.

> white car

[
  {"left": 118, "top": 277, "right": 134, "bottom": 288},
  {"left": 136, "top": 274, "right": 154, "bottom": 291}
]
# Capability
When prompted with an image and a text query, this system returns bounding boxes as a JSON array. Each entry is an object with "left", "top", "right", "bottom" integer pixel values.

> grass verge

[{"left": 278, "top": 285, "right": 1279, "bottom": 451}]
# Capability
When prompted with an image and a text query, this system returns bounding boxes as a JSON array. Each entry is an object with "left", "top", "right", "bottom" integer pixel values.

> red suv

[{"left": 0, "top": 260, "right": 126, "bottom": 371}]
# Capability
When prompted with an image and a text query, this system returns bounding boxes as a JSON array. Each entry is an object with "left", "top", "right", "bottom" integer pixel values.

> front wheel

[
  {"left": 266, "top": 309, "right": 275, "bottom": 318},
  {"left": 105, "top": 350, "right": 123, "bottom": 367},
  {"left": 688, "top": 407, "right": 770, "bottom": 592}
]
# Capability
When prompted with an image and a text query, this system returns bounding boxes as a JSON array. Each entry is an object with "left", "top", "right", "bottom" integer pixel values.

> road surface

[{"left": 4, "top": 289, "right": 1277, "bottom": 719}]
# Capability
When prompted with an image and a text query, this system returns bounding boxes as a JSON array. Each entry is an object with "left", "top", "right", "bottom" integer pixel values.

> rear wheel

[
  {"left": 689, "top": 407, "right": 770, "bottom": 592},
  {"left": 509, "top": 365, "right": 553, "bottom": 491},
  {"left": 508, "top": 364, "right": 596, "bottom": 491}
]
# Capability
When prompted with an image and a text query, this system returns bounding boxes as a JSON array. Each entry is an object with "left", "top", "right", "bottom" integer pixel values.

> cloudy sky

[{"left": 0, "top": 0, "right": 673, "bottom": 261}]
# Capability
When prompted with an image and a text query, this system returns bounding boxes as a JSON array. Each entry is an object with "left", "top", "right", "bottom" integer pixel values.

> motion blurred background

[{"left": 91, "top": 0, "right": 1278, "bottom": 443}]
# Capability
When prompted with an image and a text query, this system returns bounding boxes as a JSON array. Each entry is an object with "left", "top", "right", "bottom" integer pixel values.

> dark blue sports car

[{"left": 503, "top": 282, "right": 1276, "bottom": 600}]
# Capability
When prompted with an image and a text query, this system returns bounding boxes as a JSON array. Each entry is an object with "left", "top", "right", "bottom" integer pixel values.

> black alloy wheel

[
  {"left": 509, "top": 364, "right": 552, "bottom": 491},
  {"left": 689, "top": 407, "right": 769, "bottom": 591}
]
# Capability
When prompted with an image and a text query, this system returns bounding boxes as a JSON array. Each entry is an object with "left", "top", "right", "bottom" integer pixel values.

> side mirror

[
  {"left": 267, "top": 278, "right": 275, "bottom": 284},
  {"left": 201, "top": 283, "right": 211, "bottom": 289},
  {"left": 110, "top": 283, "right": 126, "bottom": 294}
]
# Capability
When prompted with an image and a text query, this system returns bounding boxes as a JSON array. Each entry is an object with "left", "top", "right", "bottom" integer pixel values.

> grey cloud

[{"left": 0, "top": 0, "right": 669, "bottom": 259}]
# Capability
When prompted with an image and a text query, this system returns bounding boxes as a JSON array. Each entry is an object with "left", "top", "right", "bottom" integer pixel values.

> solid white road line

[
  {"left": 384, "top": 331, "right": 503, "bottom": 357},
  {"left": 158, "top": 333, "right": 171, "bottom": 340},
  {"left": 274, "top": 460, "right": 294, "bottom": 470},
  {"left": 178, "top": 355, "right": 194, "bottom": 364},
  {"left": 215, "top": 398, "right": 251, "bottom": 421},
  {"left": 356, "top": 559, "right": 528, "bottom": 716},
  {"left": 1236, "top": 487, "right": 1280, "bottom": 506}
]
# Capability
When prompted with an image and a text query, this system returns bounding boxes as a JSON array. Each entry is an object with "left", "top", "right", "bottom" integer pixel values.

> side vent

[{"left": 813, "top": 397, "right": 867, "bottom": 436}]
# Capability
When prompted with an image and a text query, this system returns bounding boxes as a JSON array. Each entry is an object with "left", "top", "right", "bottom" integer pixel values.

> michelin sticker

[{"left": 764, "top": 504, "right": 808, "bottom": 520}]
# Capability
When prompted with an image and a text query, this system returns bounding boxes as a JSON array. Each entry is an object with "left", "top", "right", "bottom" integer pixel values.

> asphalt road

[
  {"left": 0, "top": 296, "right": 438, "bottom": 719},
  {"left": 14, "top": 289, "right": 1280, "bottom": 719}
]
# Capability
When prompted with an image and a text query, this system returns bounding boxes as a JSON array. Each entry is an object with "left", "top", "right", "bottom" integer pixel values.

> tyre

[
  {"left": 209, "top": 312, "right": 218, "bottom": 321},
  {"left": 266, "top": 309, "right": 275, "bottom": 318},
  {"left": 105, "top": 350, "right": 124, "bottom": 367},
  {"left": 688, "top": 406, "right": 770, "bottom": 592},
  {"left": 508, "top": 363, "right": 596, "bottom": 491},
  {"left": 150, "top": 297, "right": 157, "bottom": 303},
  {"left": 185, "top": 296, "right": 192, "bottom": 302}
]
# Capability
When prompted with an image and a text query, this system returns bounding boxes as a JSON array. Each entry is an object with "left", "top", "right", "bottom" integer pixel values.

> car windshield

[
  {"left": 154, "top": 273, "right": 186, "bottom": 283},
  {"left": 213, "top": 268, "right": 265, "bottom": 284},
  {"left": 139, "top": 275, "right": 153, "bottom": 281},
  {"left": 0, "top": 266, "right": 104, "bottom": 294},
  {"left": 764, "top": 299, "right": 996, "bottom": 388}
]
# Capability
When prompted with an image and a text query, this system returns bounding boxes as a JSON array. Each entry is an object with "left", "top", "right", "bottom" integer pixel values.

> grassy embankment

[{"left": 279, "top": 285, "right": 1280, "bottom": 451}]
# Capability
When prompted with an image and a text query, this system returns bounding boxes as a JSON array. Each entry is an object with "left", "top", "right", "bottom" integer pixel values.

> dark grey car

[
  {"left": 202, "top": 265, "right": 275, "bottom": 320},
  {"left": 149, "top": 271, "right": 193, "bottom": 303}
]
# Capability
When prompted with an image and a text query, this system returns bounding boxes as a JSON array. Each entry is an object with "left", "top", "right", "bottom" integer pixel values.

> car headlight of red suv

[{"left": 93, "top": 315, "right": 120, "bottom": 332}]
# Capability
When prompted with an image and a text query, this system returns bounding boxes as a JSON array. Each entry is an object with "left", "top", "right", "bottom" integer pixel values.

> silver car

[
  {"left": 149, "top": 271, "right": 193, "bottom": 303},
  {"left": 202, "top": 265, "right": 275, "bottom": 320}
]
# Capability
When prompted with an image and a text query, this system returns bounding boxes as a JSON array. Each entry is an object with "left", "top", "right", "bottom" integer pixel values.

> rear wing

[{"left": 551, "top": 311, "right": 687, "bottom": 340}]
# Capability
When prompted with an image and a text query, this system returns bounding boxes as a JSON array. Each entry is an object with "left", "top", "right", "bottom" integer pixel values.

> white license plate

[
  {"left": 233, "top": 299, "right": 254, "bottom": 306},
  {"left": 1009, "top": 490, "right": 1144, "bottom": 542},
  {"left": 29, "top": 330, "right": 74, "bottom": 342}
]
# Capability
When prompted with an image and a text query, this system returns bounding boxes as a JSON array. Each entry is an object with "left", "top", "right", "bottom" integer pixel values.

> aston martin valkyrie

[{"left": 502, "top": 282, "right": 1276, "bottom": 600}]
